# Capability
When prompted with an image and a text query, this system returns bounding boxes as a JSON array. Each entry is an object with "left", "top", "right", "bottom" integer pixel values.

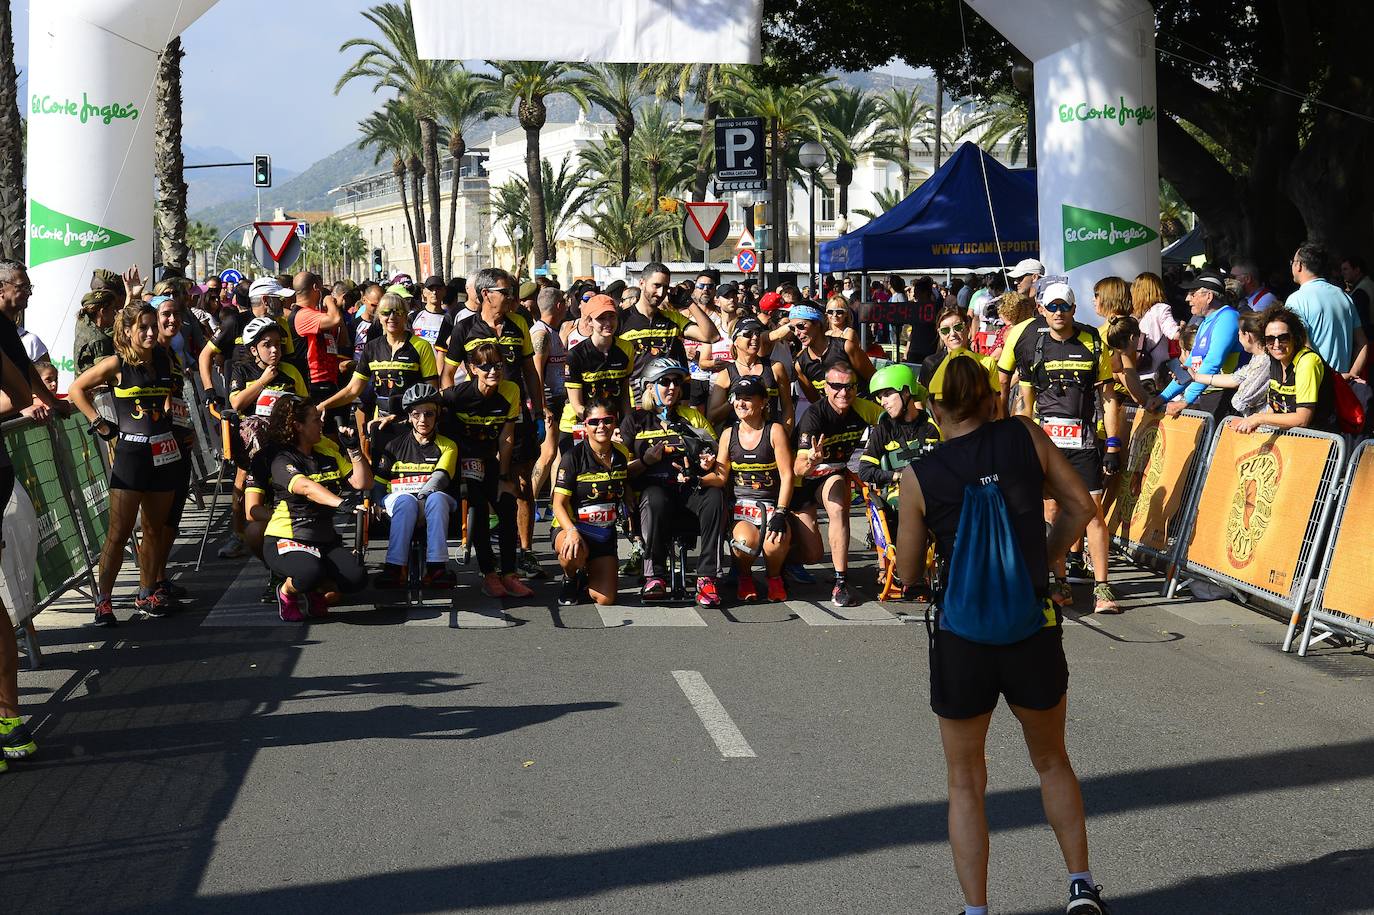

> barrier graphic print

[
  {"left": 1104, "top": 409, "right": 1208, "bottom": 553},
  {"left": 1312, "top": 442, "right": 1374, "bottom": 626}
]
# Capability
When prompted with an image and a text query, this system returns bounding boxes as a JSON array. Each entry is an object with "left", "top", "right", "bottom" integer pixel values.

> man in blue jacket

[{"left": 1148, "top": 271, "right": 1242, "bottom": 420}]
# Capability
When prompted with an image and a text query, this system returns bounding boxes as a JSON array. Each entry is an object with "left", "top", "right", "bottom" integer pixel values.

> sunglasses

[
  {"left": 378, "top": 309, "right": 402, "bottom": 317},
  {"left": 581, "top": 292, "right": 594, "bottom": 302},
  {"left": 471, "top": 362, "right": 502, "bottom": 373},
  {"left": 825, "top": 309, "right": 847, "bottom": 316},
  {"left": 1263, "top": 333, "right": 1292, "bottom": 346},
  {"left": 790, "top": 323, "right": 812, "bottom": 333},
  {"left": 410, "top": 408, "right": 438, "bottom": 419},
  {"left": 826, "top": 381, "right": 857, "bottom": 392},
  {"left": 487, "top": 287, "right": 515, "bottom": 297},
  {"left": 735, "top": 330, "right": 761, "bottom": 339},
  {"left": 584, "top": 415, "right": 616, "bottom": 427},
  {"left": 1043, "top": 301, "right": 1074, "bottom": 313},
  {"left": 656, "top": 377, "right": 686, "bottom": 388},
  {"left": 938, "top": 322, "right": 968, "bottom": 336},
  {"left": 695, "top": 282, "right": 716, "bottom": 290}
]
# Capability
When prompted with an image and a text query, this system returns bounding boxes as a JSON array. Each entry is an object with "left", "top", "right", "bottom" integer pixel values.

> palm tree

[
  {"left": 580, "top": 194, "right": 675, "bottom": 265},
  {"left": 853, "top": 187, "right": 905, "bottom": 221},
  {"left": 665, "top": 63, "right": 727, "bottom": 202},
  {"left": 357, "top": 99, "right": 423, "bottom": 271},
  {"left": 338, "top": 2, "right": 454, "bottom": 275},
  {"left": 304, "top": 217, "right": 368, "bottom": 277},
  {"left": 579, "top": 63, "right": 661, "bottom": 206},
  {"left": 433, "top": 68, "right": 499, "bottom": 278},
  {"left": 491, "top": 178, "right": 533, "bottom": 275},
  {"left": 0, "top": 0, "right": 22, "bottom": 261},
  {"left": 153, "top": 38, "right": 189, "bottom": 272},
  {"left": 221, "top": 241, "right": 252, "bottom": 274},
  {"left": 186, "top": 221, "right": 218, "bottom": 281},
  {"left": 631, "top": 106, "right": 698, "bottom": 261},
  {"left": 876, "top": 87, "right": 935, "bottom": 194},
  {"left": 480, "top": 61, "right": 592, "bottom": 270},
  {"left": 493, "top": 156, "right": 598, "bottom": 275},
  {"left": 817, "top": 87, "right": 896, "bottom": 219},
  {"left": 954, "top": 90, "right": 1030, "bottom": 166},
  {"left": 576, "top": 136, "right": 624, "bottom": 199}
]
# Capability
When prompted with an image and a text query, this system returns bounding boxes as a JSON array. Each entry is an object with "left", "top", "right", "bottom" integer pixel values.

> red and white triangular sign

[
  {"left": 685, "top": 201, "right": 728, "bottom": 241},
  {"left": 254, "top": 221, "right": 299, "bottom": 262},
  {"left": 735, "top": 227, "right": 756, "bottom": 250}
]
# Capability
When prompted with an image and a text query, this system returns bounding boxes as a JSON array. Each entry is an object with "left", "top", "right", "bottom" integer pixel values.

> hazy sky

[{"left": 13, "top": 2, "right": 923, "bottom": 172}]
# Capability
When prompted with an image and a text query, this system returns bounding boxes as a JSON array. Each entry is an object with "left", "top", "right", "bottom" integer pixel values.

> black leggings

[
  {"left": 462, "top": 466, "right": 517, "bottom": 575},
  {"left": 638, "top": 482, "right": 725, "bottom": 579},
  {"left": 262, "top": 535, "right": 367, "bottom": 594}
]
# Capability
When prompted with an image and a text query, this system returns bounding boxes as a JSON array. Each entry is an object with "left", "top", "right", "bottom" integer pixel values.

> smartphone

[{"left": 1164, "top": 358, "right": 1190, "bottom": 385}]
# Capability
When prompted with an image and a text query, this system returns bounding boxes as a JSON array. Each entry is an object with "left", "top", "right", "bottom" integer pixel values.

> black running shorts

[
  {"left": 928, "top": 624, "right": 1069, "bottom": 720},
  {"left": 1061, "top": 446, "right": 1103, "bottom": 494}
]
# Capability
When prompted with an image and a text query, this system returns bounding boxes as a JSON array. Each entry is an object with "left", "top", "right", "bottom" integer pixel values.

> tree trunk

[
  {"left": 617, "top": 116, "right": 634, "bottom": 206},
  {"left": 650, "top": 166, "right": 662, "bottom": 262},
  {"left": 525, "top": 125, "right": 549, "bottom": 271},
  {"left": 692, "top": 99, "right": 720, "bottom": 203},
  {"left": 396, "top": 161, "right": 420, "bottom": 275},
  {"left": 769, "top": 117, "right": 780, "bottom": 284},
  {"left": 0, "top": 0, "right": 23, "bottom": 261},
  {"left": 154, "top": 37, "right": 189, "bottom": 271},
  {"left": 420, "top": 116, "right": 443, "bottom": 278},
  {"left": 900, "top": 138, "right": 911, "bottom": 195},
  {"left": 444, "top": 135, "right": 466, "bottom": 280},
  {"left": 409, "top": 154, "right": 426, "bottom": 246}
]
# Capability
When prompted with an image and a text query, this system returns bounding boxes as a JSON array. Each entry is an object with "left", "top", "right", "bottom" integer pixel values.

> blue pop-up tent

[{"left": 820, "top": 141, "right": 1038, "bottom": 273}]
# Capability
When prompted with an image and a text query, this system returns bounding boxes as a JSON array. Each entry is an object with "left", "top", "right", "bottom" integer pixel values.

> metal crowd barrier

[
  {"left": 1170, "top": 417, "right": 1346, "bottom": 652},
  {"left": 1297, "top": 438, "right": 1374, "bottom": 655}
]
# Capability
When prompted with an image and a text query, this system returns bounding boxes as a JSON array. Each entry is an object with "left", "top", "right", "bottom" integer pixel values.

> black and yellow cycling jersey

[
  {"left": 859, "top": 409, "right": 942, "bottom": 478},
  {"left": 1002, "top": 317, "right": 1110, "bottom": 443},
  {"left": 229, "top": 359, "right": 310, "bottom": 417},
  {"left": 619, "top": 404, "right": 714, "bottom": 484},
  {"left": 920, "top": 348, "right": 1001, "bottom": 402},
  {"left": 440, "top": 378, "right": 520, "bottom": 462},
  {"left": 113, "top": 348, "right": 176, "bottom": 439},
  {"left": 354, "top": 334, "right": 438, "bottom": 417},
  {"left": 259, "top": 438, "right": 351, "bottom": 543},
  {"left": 560, "top": 336, "right": 635, "bottom": 433},
  {"left": 441, "top": 311, "right": 534, "bottom": 391},
  {"left": 795, "top": 336, "right": 848, "bottom": 392},
  {"left": 207, "top": 311, "right": 295, "bottom": 364},
  {"left": 1268, "top": 346, "right": 1335, "bottom": 420},
  {"left": 374, "top": 432, "right": 459, "bottom": 494},
  {"left": 617, "top": 304, "right": 690, "bottom": 384},
  {"left": 727, "top": 419, "right": 784, "bottom": 502},
  {"left": 552, "top": 439, "right": 632, "bottom": 530},
  {"left": 794, "top": 396, "right": 882, "bottom": 471}
]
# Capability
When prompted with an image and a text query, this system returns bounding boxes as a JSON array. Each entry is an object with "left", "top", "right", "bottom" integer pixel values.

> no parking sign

[{"left": 734, "top": 249, "right": 757, "bottom": 273}]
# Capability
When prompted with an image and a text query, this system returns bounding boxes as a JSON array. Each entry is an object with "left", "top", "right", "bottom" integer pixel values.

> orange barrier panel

[
  {"left": 1104, "top": 409, "right": 1209, "bottom": 553},
  {"left": 1185, "top": 424, "right": 1336, "bottom": 599},
  {"left": 1315, "top": 444, "right": 1374, "bottom": 624}
]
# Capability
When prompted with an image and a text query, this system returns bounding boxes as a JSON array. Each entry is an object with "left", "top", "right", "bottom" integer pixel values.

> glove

[
  {"left": 1103, "top": 450, "right": 1121, "bottom": 475},
  {"left": 336, "top": 491, "right": 364, "bottom": 513},
  {"left": 89, "top": 417, "right": 118, "bottom": 441},
  {"left": 766, "top": 507, "right": 790, "bottom": 536},
  {"left": 336, "top": 424, "right": 361, "bottom": 453}
]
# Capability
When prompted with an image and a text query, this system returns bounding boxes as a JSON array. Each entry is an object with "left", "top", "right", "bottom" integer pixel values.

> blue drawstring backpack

[{"left": 939, "top": 476, "right": 1046, "bottom": 645}]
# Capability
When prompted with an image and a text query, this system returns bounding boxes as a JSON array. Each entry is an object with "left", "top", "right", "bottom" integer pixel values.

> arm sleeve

[{"left": 415, "top": 469, "right": 451, "bottom": 498}]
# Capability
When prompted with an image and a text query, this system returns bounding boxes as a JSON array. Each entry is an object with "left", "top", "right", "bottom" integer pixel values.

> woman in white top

[{"left": 1131, "top": 272, "right": 1180, "bottom": 378}]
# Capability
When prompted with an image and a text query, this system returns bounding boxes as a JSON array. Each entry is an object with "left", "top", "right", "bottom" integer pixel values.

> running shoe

[
  {"left": 736, "top": 575, "right": 759, "bottom": 602},
  {"left": 784, "top": 563, "right": 815, "bottom": 584},
  {"left": 1093, "top": 582, "right": 1122, "bottom": 615},
  {"left": 481, "top": 573, "right": 509, "bottom": 598},
  {"left": 1065, "top": 553, "right": 1091, "bottom": 584},
  {"left": 500, "top": 574, "right": 534, "bottom": 598},
  {"left": 1050, "top": 578, "right": 1074, "bottom": 609},
  {"left": 134, "top": 590, "right": 169, "bottom": 619},
  {"left": 766, "top": 576, "right": 788, "bottom": 602},
  {"left": 421, "top": 567, "right": 457, "bottom": 590},
  {"left": 373, "top": 564, "right": 407, "bottom": 590},
  {"left": 153, "top": 584, "right": 181, "bottom": 612},
  {"left": 92, "top": 596, "right": 117, "bottom": 628},
  {"left": 277, "top": 586, "right": 305, "bottom": 623},
  {"left": 217, "top": 534, "right": 249, "bottom": 559},
  {"left": 306, "top": 592, "right": 330, "bottom": 618},
  {"left": 695, "top": 577, "right": 720, "bottom": 609},
  {"left": 517, "top": 550, "right": 548, "bottom": 580},
  {"left": 0, "top": 717, "right": 38, "bottom": 760},
  {"left": 1067, "top": 878, "right": 1111, "bottom": 914},
  {"left": 641, "top": 577, "right": 668, "bottom": 601},
  {"left": 158, "top": 579, "right": 188, "bottom": 599},
  {"left": 557, "top": 575, "right": 581, "bottom": 607},
  {"left": 832, "top": 580, "right": 859, "bottom": 608}
]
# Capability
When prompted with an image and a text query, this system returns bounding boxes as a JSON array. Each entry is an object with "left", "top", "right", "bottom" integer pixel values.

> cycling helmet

[
  {"left": 869, "top": 363, "right": 927, "bottom": 400},
  {"left": 243, "top": 316, "right": 281, "bottom": 346},
  {"left": 402, "top": 383, "right": 440, "bottom": 412},
  {"left": 642, "top": 356, "right": 689, "bottom": 385}
]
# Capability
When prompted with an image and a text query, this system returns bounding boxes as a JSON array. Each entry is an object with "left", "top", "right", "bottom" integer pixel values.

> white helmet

[{"left": 243, "top": 316, "right": 280, "bottom": 346}]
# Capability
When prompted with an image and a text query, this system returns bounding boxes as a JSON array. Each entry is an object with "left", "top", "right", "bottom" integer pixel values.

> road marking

[
  {"left": 201, "top": 561, "right": 275, "bottom": 627},
  {"left": 671, "top": 670, "right": 756, "bottom": 758},
  {"left": 786, "top": 599, "right": 903, "bottom": 626},
  {"left": 598, "top": 605, "right": 708, "bottom": 627}
]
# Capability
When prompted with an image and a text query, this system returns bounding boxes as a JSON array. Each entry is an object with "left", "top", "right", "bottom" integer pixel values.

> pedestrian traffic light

[
  {"left": 372, "top": 248, "right": 383, "bottom": 275},
  {"left": 253, "top": 154, "right": 272, "bottom": 188}
]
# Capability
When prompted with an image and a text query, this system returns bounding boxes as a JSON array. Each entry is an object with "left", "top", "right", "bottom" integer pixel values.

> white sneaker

[{"left": 217, "top": 534, "right": 248, "bottom": 559}]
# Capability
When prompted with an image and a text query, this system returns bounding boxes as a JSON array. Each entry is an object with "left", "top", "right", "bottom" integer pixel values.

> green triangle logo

[
  {"left": 1061, "top": 204, "right": 1159, "bottom": 271},
  {"left": 28, "top": 199, "right": 135, "bottom": 268}
]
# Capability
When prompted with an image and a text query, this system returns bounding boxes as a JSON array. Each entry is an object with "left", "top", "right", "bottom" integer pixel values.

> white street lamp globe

[{"left": 798, "top": 140, "right": 827, "bottom": 170}]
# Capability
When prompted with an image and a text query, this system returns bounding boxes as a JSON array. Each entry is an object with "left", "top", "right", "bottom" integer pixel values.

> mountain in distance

[
  {"left": 185, "top": 145, "right": 297, "bottom": 215},
  {"left": 190, "top": 70, "right": 934, "bottom": 233}
]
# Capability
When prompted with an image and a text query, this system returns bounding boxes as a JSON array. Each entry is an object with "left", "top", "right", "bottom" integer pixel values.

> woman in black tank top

[
  {"left": 890, "top": 356, "right": 1113, "bottom": 915},
  {"left": 703, "top": 375, "right": 794, "bottom": 603},
  {"left": 707, "top": 319, "right": 794, "bottom": 431},
  {"left": 69, "top": 302, "right": 180, "bottom": 627}
]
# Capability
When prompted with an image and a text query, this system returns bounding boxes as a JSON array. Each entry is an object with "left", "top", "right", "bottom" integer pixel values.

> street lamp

[
  {"left": 798, "top": 140, "right": 827, "bottom": 296},
  {"left": 511, "top": 225, "right": 524, "bottom": 279}
]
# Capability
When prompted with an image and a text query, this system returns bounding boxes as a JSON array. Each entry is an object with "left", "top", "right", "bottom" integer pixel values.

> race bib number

[
  {"left": 390, "top": 474, "right": 427, "bottom": 494},
  {"left": 732, "top": 498, "right": 772, "bottom": 525},
  {"left": 576, "top": 502, "right": 617, "bottom": 527},
  {"left": 323, "top": 334, "right": 339, "bottom": 356},
  {"left": 170, "top": 398, "right": 192, "bottom": 429},
  {"left": 571, "top": 424, "right": 586, "bottom": 442},
  {"left": 255, "top": 388, "right": 286, "bottom": 417},
  {"left": 149, "top": 432, "right": 181, "bottom": 467},
  {"left": 460, "top": 457, "right": 486, "bottom": 481},
  {"left": 1042, "top": 418, "right": 1087, "bottom": 450},
  {"left": 275, "top": 539, "right": 321, "bottom": 558}
]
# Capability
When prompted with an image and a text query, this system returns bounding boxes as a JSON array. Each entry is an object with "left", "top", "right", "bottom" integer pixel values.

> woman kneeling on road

[
  {"left": 893, "top": 356, "right": 1112, "bottom": 915},
  {"left": 258, "top": 396, "right": 373, "bottom": 621},
  {"left": 551, "top": 398, "right": 629, "bottom": 607},
  {"left": 373, "top": 384, "right": 460, "bottom": 589}
]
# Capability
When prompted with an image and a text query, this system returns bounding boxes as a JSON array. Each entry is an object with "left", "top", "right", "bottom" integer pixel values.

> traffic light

[
  {"left": 253, "top": 154, "right": 272, "bottom": 188},
  {"left": 372, "top": 248, "right": 384, "bottom": 275}
]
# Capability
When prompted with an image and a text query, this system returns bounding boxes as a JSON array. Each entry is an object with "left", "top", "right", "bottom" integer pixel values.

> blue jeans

[{"left": 384, "top": 491, "right": 456, "bottom": 566}]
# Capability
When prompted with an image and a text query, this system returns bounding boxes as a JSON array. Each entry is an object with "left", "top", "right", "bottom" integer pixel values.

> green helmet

[{"left": 869, "top": 363, "right": 926, "bottom": 400}]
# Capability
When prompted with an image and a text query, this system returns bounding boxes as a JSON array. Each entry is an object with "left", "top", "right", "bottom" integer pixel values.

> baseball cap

[
  {"left": 1040, "top": 282, "right": 1075, "bottom": 306},
  {"left": 249, "top": 276, "right": 290, "bottom": 300},
  {"left": 732, "top": 318, "right": 766, "bottom": 339},
  {"left": 519, "top": 280, "right": 538, "bottom": 300},
  {"left": 730, "top": 375, "right": 768, "bottom": 400},
  {"left": 1179, "top": 270, "right": 1227, "bottom": 295},
  {"left": 1008, "top": 258, "right": 1045, "bottom": 279},
  {"left": 385, "top": 283, "right": 414, "bottom": 299},
  {"left": 604, "top": 279, "right": 627, "bottom": 299},
  {"left": 582, "top": 294, "right": 618, "bottom": 320},
  {"left": 717, "top": 281, "right": 739, "bottom": 298},
  {"left": 758, "top": 291, "right": 783, "bottom": 312},
  {"left": 423, "top": 275, "right": 446, "bottom": 289}
]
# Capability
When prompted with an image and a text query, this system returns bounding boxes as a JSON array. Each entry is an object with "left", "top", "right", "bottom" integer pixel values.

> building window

[{"left": 820, "top": 185, "right": 836, "bottom": 222}]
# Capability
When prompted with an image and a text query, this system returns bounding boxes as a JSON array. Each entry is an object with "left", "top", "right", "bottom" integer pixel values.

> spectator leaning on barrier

[
  {"left": 1147, "top": 270, "right": 1242, "bottom": 421},
  {"left": 1183, "top": 309, "right": 1272, "bottom": 418},
  {"left": 1234, "top": 305, "right": 1338, "bottom": 434},
  {"left": 1131, "top": 271, "right": 1180, "bottom": 379},
  {"left": 1286, "top": 243, "right": 1366, "bottom": 376}
]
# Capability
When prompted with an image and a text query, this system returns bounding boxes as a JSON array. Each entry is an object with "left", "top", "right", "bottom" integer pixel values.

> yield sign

[
  {"left": 253, "top": 221, "right": 300, "bottom": 263},
  {"left": 685, "top": 202, "right": 728, "bottom": 243},
  {"left": 735, "top": 227, "right": 756, "bottom": 250}
]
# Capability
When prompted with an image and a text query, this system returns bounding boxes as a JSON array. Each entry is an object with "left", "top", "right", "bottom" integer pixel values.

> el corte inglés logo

[{"left": 28, "top": 200, "right": 134, "bottom": 267}]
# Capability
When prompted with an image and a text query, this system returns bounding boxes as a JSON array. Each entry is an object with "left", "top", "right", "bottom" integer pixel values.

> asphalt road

[{"left": 5, "top": 506, "right": 1374, "bottom": 915}]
